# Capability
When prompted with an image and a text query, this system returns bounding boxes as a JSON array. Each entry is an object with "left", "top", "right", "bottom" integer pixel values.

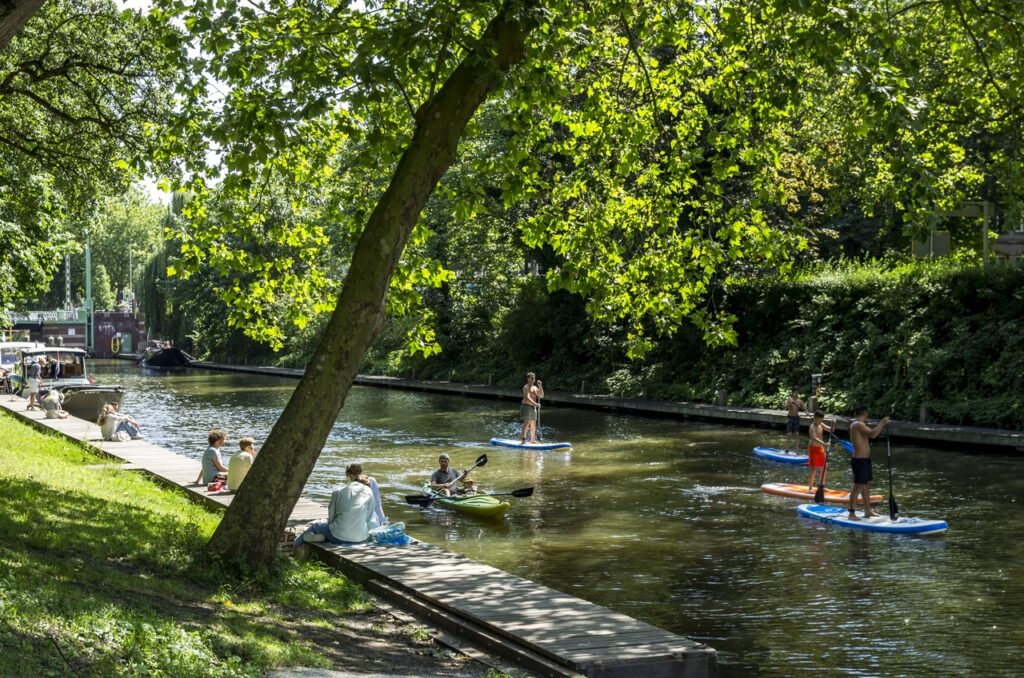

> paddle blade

[
  {"left": 814, "top": 483, "right": 825, "bottom": 504},
  {"left": 474, "top": 453, "right": 488, "bottom": 468},
  {"left": 836, "top": 438, "right": 854, "bottom": 453},
  {"left": 509, "top": 487, "right": 534, "bottom": 498},
  {"left": 889, "top": 494, "right": 899, "bottom": 521},
  {"left": 405, "top": 495, "right": 435, "bottom": 507}
]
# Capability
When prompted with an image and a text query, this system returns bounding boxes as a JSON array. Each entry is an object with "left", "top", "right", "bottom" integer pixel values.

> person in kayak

[
  {"left": 784, "top": 388, "right": 805, "bottom": 453},
  {"left": 848, "top": 405, "right": 891, "bottom": 520},
  {"left": 430, "top": 453, "right": 463, "bottom": 496},
  {"left": 520, "top": 372, "right": 543, "bottom": 444},
  {"left": 806, "top": 410, "right": 835, "bottom": 491}
]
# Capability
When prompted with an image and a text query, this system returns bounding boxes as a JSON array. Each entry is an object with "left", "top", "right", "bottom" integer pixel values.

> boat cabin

[{"left": 15, "top": 347, "right": 92, "bottom": 384}]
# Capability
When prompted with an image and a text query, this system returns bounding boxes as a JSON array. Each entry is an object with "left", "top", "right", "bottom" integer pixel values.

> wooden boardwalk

[{"left": 0, "top": 393, "right": 716, "bottom": 677}]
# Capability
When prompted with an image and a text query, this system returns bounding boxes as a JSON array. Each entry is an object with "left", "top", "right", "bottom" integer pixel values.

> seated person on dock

[
  {"left": 294, "top": 463, "right": 376, "bottom": 547},
  {"left": 197, "top": 429, "right": 229, "bottom": 485},
  {"left": 97, "top": 403, "right": 142, "bottom": 440},
  {"left": 429, "top": 453, "right": 462, "bottom": 497},
  {"left": 42, "top": 390, "right": 69, "bottom": 419},
  {"left": 227, "top": 436, "right": 257, "bottom": 492},
  {"left": 359, "top": 473, "right": 387, "bottom": 527}
]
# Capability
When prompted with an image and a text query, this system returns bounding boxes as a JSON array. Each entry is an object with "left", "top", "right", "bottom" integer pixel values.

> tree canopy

[{"left": 0, "top": 0, "right": 175, "bottom": 314}]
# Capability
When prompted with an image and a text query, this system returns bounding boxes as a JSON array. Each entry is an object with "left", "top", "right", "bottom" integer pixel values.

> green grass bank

[{"left": 0, "top": 412, "right": 482, "bottom": 677}]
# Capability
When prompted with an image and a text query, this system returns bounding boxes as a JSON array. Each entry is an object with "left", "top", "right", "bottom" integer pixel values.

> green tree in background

[
  {"left": 91, "top": 264, "right": 116, "bottom": 311},
  {"left": 0, "top": 0, "right": 176, "bottom": 313}
]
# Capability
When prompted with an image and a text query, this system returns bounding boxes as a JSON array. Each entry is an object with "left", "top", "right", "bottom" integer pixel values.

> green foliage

[
  {"left": 91, "top": 264, "right": 116, "bottom": 311},
  {"left": 0, "top": 0, "right": 176, "bottom": 313},
  {"left": 0, "top": 412, "right": 380, "bottom": 675}
]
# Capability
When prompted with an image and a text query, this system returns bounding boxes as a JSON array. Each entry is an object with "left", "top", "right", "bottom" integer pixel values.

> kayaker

[
  {"left": 460, "top": 479, "right": 478, "bottom": 496},
  {"left": 429, "top": 453, "right": 463, "bottom": 496},
  {"left": 784, "top": 388, "right": 805, "bottom": 453},
  {"left": 848, "top": 405, "right": 890, "bottom": 520},
  {"left": 806, "top": 410, "right": 834, "bottom": 491},
  {"left": 519, "top": 372, "right": 543, "bottom": 444}
]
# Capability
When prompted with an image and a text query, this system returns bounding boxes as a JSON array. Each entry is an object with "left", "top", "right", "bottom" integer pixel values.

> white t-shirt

[
  {"left": 327, "top": 481, "right": 375, "bottom": 543},
  {"left": 100, "top": 412, "right": 126, "bottom": 440},
  {"left": 227, "top": 451, "right": 255, "bottom": 491}
]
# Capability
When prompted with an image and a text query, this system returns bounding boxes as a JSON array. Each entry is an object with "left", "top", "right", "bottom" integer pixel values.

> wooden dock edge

[{"left": 303, "top": 544, "right": 717, "bottom": 678}]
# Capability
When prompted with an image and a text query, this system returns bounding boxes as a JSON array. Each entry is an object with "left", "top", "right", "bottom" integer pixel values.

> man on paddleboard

[
  {"left": 520, "top": 372, "right": 543, "bottom": 444},
  {"left": 848, "top": 405, "right": 890, "bottom": 520},
  {"left": 785, "top": 388, "right": 805, "bottom": 453},
  {"left": 807, "top": 410, "right": 835, "bottom": 491}
]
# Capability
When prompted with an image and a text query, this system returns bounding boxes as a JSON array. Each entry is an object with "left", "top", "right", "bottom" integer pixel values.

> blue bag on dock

[{"left": 369, "top": 521, "right": 412, "bottom": 546}]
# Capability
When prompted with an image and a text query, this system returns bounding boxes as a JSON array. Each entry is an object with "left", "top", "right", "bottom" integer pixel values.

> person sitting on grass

[
  {"left": 294, "top": 463, "right": 377, "bottom": 547},
  {"left": 196, "top": 429, "right": 229, "bottom": 485},
  {"left": 42, "top": 390, "right": 68, "bottom": 420},
  {"left": 227, "top": 436, "right": 257, "bottom": 492}
]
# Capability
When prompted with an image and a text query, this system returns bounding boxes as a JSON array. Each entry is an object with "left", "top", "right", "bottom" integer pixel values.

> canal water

[{"left": 94, "top": 362, "right": 1023, "bottom": 677}]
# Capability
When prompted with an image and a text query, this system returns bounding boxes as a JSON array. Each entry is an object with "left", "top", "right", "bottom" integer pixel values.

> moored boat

[
  {"left": 139, "top": 344, "right": 193, "bottom": 369},
  {"left": 11, "top": 347, "right": 124, "bottom": 421}
]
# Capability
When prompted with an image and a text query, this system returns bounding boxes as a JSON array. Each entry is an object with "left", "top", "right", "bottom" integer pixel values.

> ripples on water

[{"left": 95, "top": 363, "right": 1024, "bottom": 677}]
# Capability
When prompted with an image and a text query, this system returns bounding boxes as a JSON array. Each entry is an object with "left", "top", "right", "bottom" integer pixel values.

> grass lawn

[{"left": 0, "top": 411, "right": 484, "bottom": 677}]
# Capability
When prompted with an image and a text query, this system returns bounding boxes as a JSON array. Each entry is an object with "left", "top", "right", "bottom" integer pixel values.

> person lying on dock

[
  {"left": 430, "top": 453, "right": 462, "bottom": 496},
  {"left": 294, "top": 463, "right": 377, "bottom": 547},
  {"left": 42, "top": 390, "right": 68, "bottom": 420},
  {"left": 197, "top": 429, "right": 229, "bottom": 485},
  {"left": 227, "top": 436, "right": 257, "bottom": 492}
]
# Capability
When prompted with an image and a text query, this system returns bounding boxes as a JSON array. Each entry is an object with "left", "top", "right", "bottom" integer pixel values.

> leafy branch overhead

[{"left": 159, "top": 0, "right": 1024, "bottom": 356}]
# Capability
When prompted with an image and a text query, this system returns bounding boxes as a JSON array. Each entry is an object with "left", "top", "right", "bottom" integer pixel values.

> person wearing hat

[{"left": 429, "top": 453, "right": 463, "bottom": 496}]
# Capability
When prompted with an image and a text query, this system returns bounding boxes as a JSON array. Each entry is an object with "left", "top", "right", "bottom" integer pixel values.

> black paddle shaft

[{"left": 886, "top": 432, "right": 899, "bottom": 521}]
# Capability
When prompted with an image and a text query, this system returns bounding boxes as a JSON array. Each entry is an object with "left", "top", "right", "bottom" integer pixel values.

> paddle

[
  {"left": 814, "top": 433, "right": 836, "bottom": 504},
  {"left": 835, "top": 437, "right": 854, "bottom": 453},
  {"left": 405, "top": 453, "right": 488, "bottom": 508},
  {"left": 486, "top": 487, "right": 534, "bottom": 498},
  {"left": 886, "top": 428, "right": 899, "bottom": 521}
]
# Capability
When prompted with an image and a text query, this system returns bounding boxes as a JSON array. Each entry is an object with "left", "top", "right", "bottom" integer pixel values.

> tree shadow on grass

[{"left": 0, "top": 476, "right": 478, "bottom": 676}]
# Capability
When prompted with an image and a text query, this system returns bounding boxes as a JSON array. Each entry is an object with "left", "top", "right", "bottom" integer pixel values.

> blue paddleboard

[
  {"left": 490, "top": 438, "right": 573, "bottom": 450},
  {"left": 797, "top": 503, "right": 948, "bottom": 535},
  {"left": 753, "top": 447, "right": 807, "bottom": 464}
]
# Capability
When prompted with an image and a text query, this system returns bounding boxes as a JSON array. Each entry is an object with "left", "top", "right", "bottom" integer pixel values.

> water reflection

[{"left": 93, "top": 361, "right": 1024, "bottom": 677}]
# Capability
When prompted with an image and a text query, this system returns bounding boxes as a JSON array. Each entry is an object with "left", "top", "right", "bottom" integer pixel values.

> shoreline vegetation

[
  {"left": 0, "top": 411, "right": 490, "bottom": 677},
  {"left": 187, "top": 258, "right": 1024, "bottom": 431}
]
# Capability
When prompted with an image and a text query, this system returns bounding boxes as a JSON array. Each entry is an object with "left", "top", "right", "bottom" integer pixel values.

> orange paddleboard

[{"left": 761, "top": 482, "right": 882, "bottom": 505}]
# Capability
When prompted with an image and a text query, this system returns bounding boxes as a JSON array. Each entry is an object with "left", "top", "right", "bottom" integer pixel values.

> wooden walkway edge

[{"left": 0, "top": 393, "right": 717, "bottom": 677}]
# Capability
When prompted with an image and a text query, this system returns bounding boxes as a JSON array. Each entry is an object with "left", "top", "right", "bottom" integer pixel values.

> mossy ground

[{"left": 0, "top": 411, "right": 482, "bottom": 677}]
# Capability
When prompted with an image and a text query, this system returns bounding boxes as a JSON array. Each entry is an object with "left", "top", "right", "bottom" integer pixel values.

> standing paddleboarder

[
  {"left": 806, "top": 410, "right": 835, "bottom": 492},
  {"left": 784, "top": 388, "right": 805, "bottom": 453},
  {"left": 848, "top": 405, "right": 890, "bottom": 520},
  {"left": 519, "top": 372, "right": 543, "bottom": 444}
]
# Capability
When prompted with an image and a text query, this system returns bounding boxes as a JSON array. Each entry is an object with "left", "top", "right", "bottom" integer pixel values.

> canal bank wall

[{"left": 185, "top": 361, "right": 1024, "bottom": 453}]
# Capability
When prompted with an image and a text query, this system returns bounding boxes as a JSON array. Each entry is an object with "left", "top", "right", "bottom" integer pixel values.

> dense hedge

[{"left": 363, "top": 259, "right": 1024, "bottom": 430}]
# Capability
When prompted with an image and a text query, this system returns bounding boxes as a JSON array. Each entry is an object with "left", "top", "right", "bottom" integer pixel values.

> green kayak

[{"left": 426, "top": 489, "right": 511, "bottom": 519}]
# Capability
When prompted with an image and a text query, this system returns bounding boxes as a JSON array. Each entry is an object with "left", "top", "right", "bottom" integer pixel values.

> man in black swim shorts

[{"left": 848, "top": 405, "right": 890, "bottom": 519}]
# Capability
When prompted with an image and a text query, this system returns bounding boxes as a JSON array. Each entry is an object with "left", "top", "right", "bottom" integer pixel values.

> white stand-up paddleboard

[
  {"left": 490, "top": 438, "right": 572, "bottom": 450},
  {"left": 753, "top": 447, "right": 807, "bottom": 464},
  {"left": 797, "top": 504, "right": 948, "bottom": 535}
]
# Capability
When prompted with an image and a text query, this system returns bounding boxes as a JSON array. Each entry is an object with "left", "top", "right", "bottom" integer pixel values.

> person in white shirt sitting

[
  {"left": 294, "top": 463, "right": 376, "bottom": 547},
  {"left": 227, "top": 436, "right": 257, "bottom": 492}
]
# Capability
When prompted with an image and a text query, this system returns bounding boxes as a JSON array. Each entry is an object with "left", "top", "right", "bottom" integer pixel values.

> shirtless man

[
  {"left": 520, "top": 372, "right": 543, "bottom": 444},
  {"left": 848, "top": 405, "right": 891, "bottom": 519},
  {"left": 806, "top": 410, "right": 834, "bottom": 491},
  {"left": 784, "top": 388, "right": 804, "bottom": 453}
]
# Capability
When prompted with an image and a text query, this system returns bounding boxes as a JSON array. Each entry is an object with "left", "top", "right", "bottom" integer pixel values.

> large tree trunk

[
  {"left": 0, "top": 0, "right": 45, "bottom": 51},
  {"left": 207, "top": 1, "right": 538, "bottom": 568}
]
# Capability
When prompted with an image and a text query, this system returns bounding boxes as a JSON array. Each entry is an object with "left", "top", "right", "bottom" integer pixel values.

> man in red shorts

[{"left": 807, "top": 410, "right": 834, "bottom": 492}]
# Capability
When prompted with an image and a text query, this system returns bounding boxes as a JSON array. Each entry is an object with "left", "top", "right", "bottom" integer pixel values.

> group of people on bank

[{"left": 786, "top": 389, "right": 891, "bottom": 520}]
